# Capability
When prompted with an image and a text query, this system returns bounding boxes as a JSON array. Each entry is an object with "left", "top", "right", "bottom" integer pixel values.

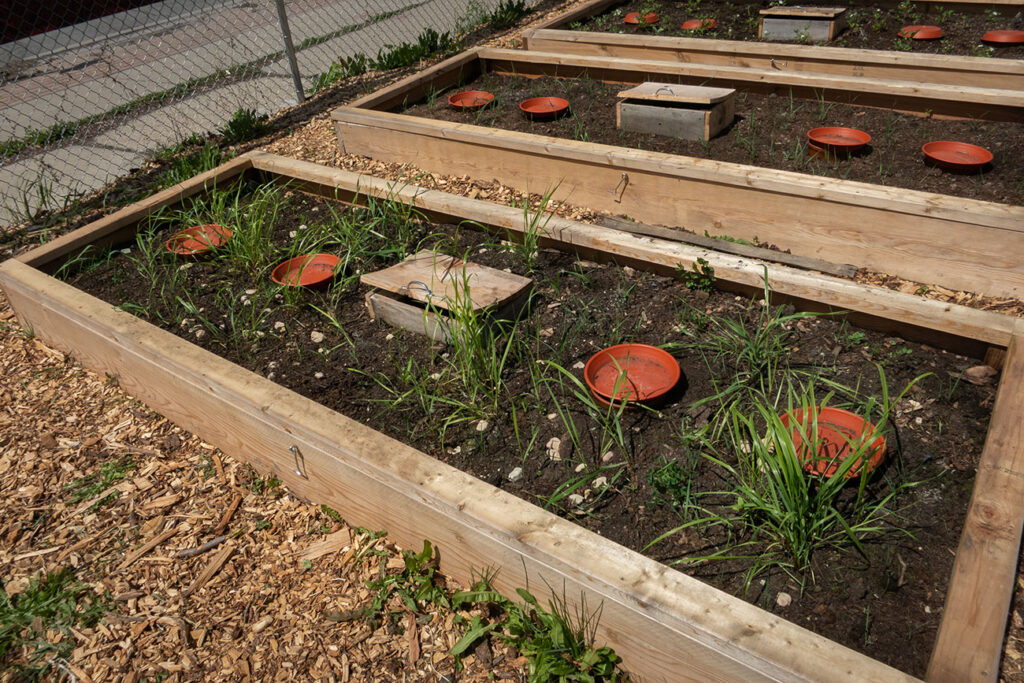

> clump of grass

[
  {"left": 649, "top": 368, "right": 927, "bottom": 587},
  {"left": 220, "top": 108, "right": 268, "bottom": 144},
  {"left": 487, "top": 0, "right": 530, "bottom": 29},
  {"left": 0, "top": 568, "right": 110, "bottom": 679},
  {"left": 63, "top": 456, "right": 137, "bottom": 509},
  {"left": 451, "top": 577, "right": 625, "bottom": 680},
  {"left": 157, "top": 142, "right": 226, "bottom": 189}
]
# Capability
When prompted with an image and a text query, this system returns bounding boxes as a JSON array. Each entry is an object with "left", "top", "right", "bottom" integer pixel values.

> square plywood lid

[
  {"left": 759, "top": 6, "right": 846, "bottom": 17},
  {"left": 616, "top": 82, "right": 735, "bottom": 105},
  {"left": 360, "top": 250, "right": 532, "bottom": 312}
]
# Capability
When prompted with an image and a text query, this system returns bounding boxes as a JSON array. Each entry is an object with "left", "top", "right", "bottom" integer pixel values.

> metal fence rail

[{"left": 1, "top": 0, "right": 507, "bottom": 227}]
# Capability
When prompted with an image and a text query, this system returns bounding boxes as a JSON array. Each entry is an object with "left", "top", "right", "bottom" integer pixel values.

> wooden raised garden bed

[
  {"left": 521, "top": 28, "right": 1024, "bottom": 91},
  {"left": 532, "top": 0, "right": 1024, "bottom": 60},
  {"left": 330, "top": 48, "right": 1024, "bottom": 300},
  {"left": 3, "top": 152, "right": 1023, "bottom": 682}
]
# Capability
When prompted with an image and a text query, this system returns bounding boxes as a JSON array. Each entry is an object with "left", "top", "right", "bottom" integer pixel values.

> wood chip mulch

[{"left": 0, "top": 294, "right": 525, "bottom": 681}]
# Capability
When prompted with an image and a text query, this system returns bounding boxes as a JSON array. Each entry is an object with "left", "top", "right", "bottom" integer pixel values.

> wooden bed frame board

[
  {"left": 3, "top": 152, "right": 1023, "bottom": 682},
  {"left": 331, "top": 50, "right": 1024, "bottom": 301},
  {"left": 521, "top": 29, "right": 1024, "bottom": 91}
]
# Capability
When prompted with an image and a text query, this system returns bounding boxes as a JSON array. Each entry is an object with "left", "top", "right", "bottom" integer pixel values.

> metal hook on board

[
  {"left": 609, "top": 172, "right": 629, "bottom": 203},
  {"left": 654, "top": 85, "right": 675, "bottom": 96},
  {"left": 770, "top": 58, "right": 787, "bottom": 69},
  {"left": 401, "top": 280, "right": 433, "bottom": 297},
  {"left": 289, "top": 444, "right": 308, "bottom": 479}
]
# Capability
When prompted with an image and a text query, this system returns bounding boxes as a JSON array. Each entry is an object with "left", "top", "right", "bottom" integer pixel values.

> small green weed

[
  {"left": 677, "top": 258, "right": 715, "bottom": 292},
  {"left": 451, "top": 579, "right": 625, "bottom": 680},
  {"left": 243, "top": 467, "right": 281, "bottom": 495},
  {"left": 0, "top": 568, "right": 110, "bottom": 679},
  {"left": 487, "top": 0, "right": 529, "bottom": 29},
  {"left": 64, "top": 456, "right": 136, "bottom": 508},
  {"left": 220, "top": 108, "right": 268, "bottom": 145}
]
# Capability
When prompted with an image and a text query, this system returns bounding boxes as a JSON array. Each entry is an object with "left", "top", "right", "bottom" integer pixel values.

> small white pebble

[
  {"left": 194, "top": 329, "right": 206, "bottom": 339},
  {"left": 298, "top": 224, "right": 307, "bottom": 230},
  {"left": 289, "top": 230, "right": 297, "bottom": 238},
  {"left": 602, "top": 451, "right": 615, "bottom": 463},
  {"left": 476, "top": 420, "right": 489, "bottom": 432},
  {"left": 547, "top": 413, "right": 557, "bottom": 420},
  {"left": 776, "top": 592, "right": 792, "bottom": 608},
  {"left": 310, "top": 330, "right": 324, "bottom": 343},
  {"left": 245, "top": 289, "right": 256, "bottom": 295},
  {"left": 592, "top": 476, "right": 608, "bottom": 488},
  {"left": 314, "top": 372, "right": 324, "bottom": 379},
  {"left": 429, "top": 372, "right": 441, "bottom": 380},
  {"left": 572, "top": 361, "right": 585, "bottom": 370},
  {"left": 121, "top": 248, "right": 131, "bottom": 254},
  {"left": 575, "top": 463, "right": 586, "bottom": 473},
  {"left": 567, "top": 493, "right": 584, "bottom": 506},
  {"left": 508, "top": 467, "right": 524, "bottom": 482},
  {"left": 546, "top": 437, "right": 562, "bottom": 461},
  {"left": 274, "top": 321, "right": 286, "bottom": 332},
  {"left": 385, "top": 333, "right": 394, "bottom": 341}
]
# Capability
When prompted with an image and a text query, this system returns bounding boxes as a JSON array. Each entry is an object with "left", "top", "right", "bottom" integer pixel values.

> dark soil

[
  {"left": 66, "top": 187, "right": 998, "bottom": 676},
  {"left": 571, "top": 0, "right": 1024, "bottom": 59},
  {"left": 402, "top": 73, "right": 1024, "bottom": 205}
]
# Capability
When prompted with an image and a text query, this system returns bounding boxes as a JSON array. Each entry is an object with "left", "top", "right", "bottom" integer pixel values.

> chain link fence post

[{"left": 273, "top": 0, "right": 306, "bottom": 105}]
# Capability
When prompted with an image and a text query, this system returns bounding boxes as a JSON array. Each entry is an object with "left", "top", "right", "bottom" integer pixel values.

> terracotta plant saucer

[
  {"left": 584, "top": 343, "right": 680, "bottom": 408},
  {"left": 165, "top": 224, "right": 232, "bottom": 256},
  {"left": 982, "top": 29, "right": 1024, "bottom": 44},
  {"left": 922, "top": 140, "right": 993, "bottom": 172},
  {"left": 271, "top": 253, "right": 342, "bottom": 287},
  {"left": 899, "top": 24, "right": 944, "bottom": 39},
  {"left": 681, "top": 18, "right": 717, "bottom": 30},
  {"left": 448, "top": 90, "right": 494, "bottom": 111},
  {"left": 807, "top": 127, "right": 871, "bottom": 157},
  {"left": 519, "top": 96, "right": 570, "bottom": 120},
  {"left": 624, "top": 11, "right": 659, "bottom": 24},
  {"left": 781, "top": 406, "right": 887, "bottom": 479}
]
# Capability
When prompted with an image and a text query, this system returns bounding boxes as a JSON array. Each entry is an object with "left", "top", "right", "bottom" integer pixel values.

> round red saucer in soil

[
  {"left": 807, "top": 126, "right": 871, "bottom": 154},
  {"left": 519, "top": 96, "right": 569, "bottom": 120},
  {"left": 624, "top": 11, "right": 658, "bottom": 24},
  {"left": 982, "top": 29, "right": 1024, "bottom": 44},
  {"left": 165, "top": 224, "right": 232, "bottom": 256},
  {"left": 681, "top": 18, "right": 717, "bottom": 30},
  {"left": 898, "top": 25, "right": 944, "bottom": 39},
  {"left": 448, "top": 90, "right": 494, "bottom": 111},
  {"left": 271, "top": 253, "right": 341, "bottom": 287},
  {"left": 922, "top": 140, "right": 993, "bottom": 171},
  {"left": 584, "top": 343, "right": 680, "bottom": 407},
  {"left": 781, "top": 406, "right": 887, "bottom": 479}
]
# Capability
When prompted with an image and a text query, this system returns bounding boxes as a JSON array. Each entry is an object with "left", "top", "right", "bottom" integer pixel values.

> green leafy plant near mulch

[{"left": 0, "top": 569, "right": 110, "bottom": 680}]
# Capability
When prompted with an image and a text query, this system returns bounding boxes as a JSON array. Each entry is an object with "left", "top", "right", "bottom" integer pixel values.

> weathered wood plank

[
  {"left": 361, "top": 250, "right": 531, "bottom": 311},
  {"left": 927, "top": 335, "right": 1024, "bottom": 683},
  {"left": 597, "top": 216, "right": 859, "bottom": 278},
  {"left": 0, "top": 257, "right": 917, "bottom": 683}
]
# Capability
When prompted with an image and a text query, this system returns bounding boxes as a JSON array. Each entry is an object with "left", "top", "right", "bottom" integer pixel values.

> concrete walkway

[{"left": 0, "top": 0, "right": 481, "bottom": 227}]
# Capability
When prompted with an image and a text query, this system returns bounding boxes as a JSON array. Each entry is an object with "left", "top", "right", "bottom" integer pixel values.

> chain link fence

[{"left": 1, "top": 0, "right": 511, "bottom": 227}]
